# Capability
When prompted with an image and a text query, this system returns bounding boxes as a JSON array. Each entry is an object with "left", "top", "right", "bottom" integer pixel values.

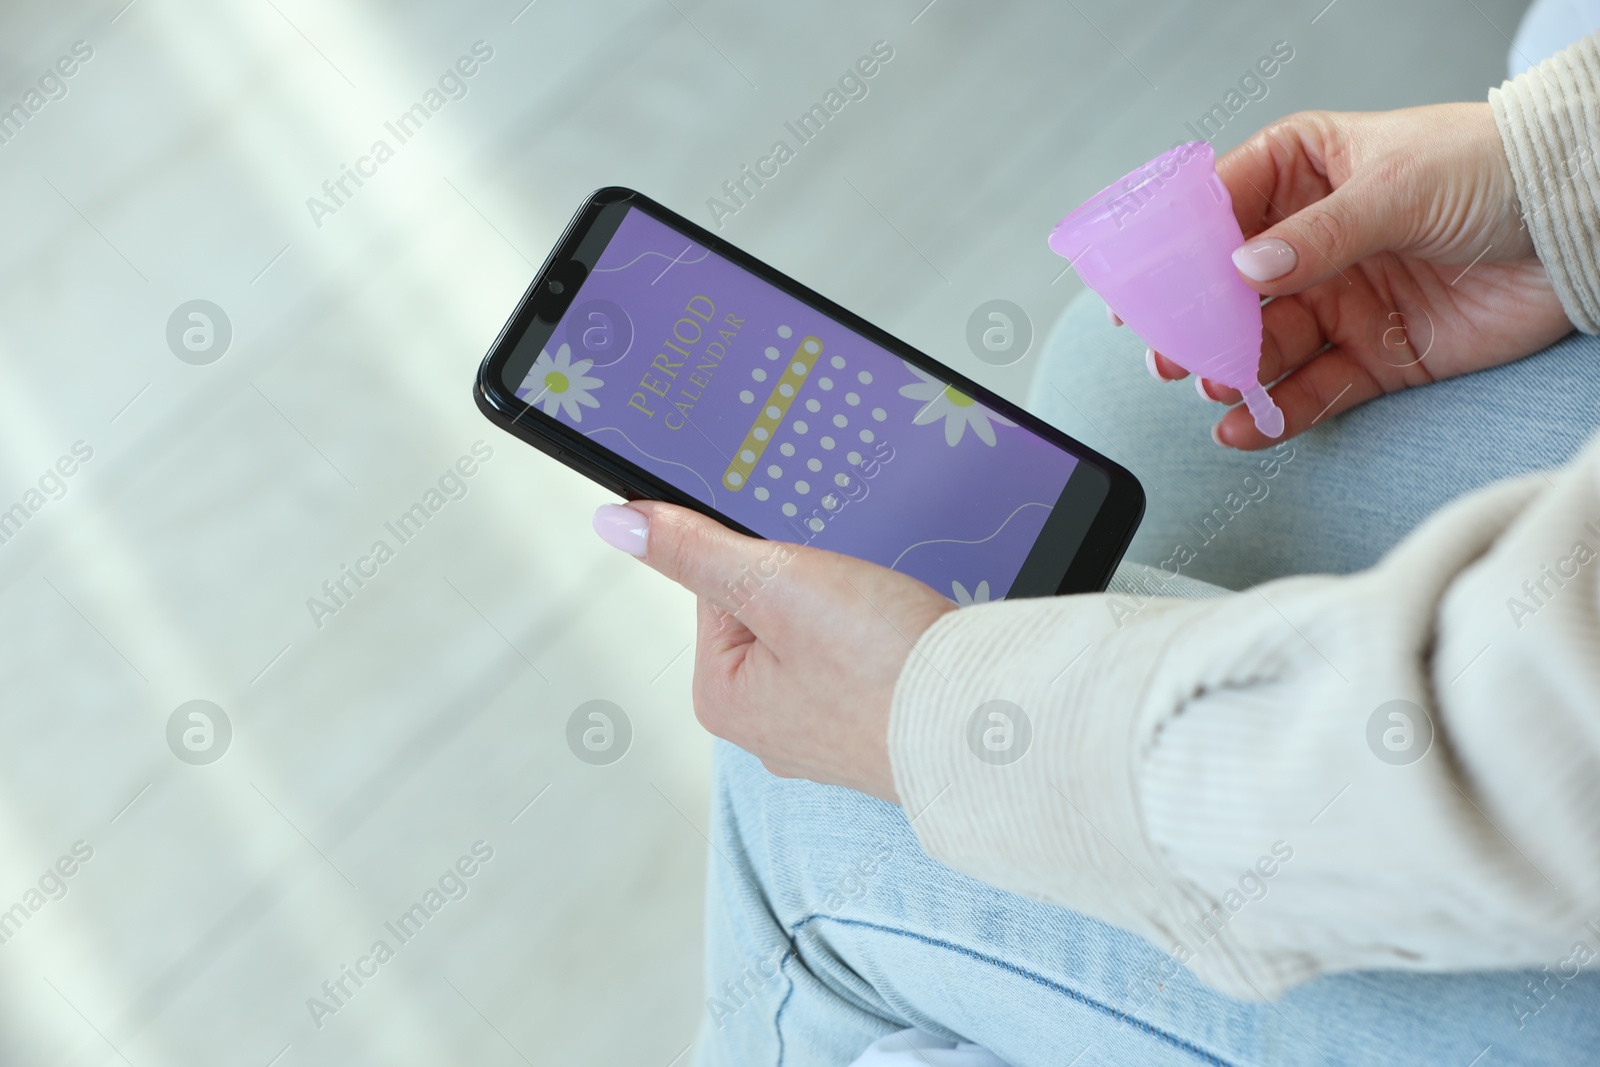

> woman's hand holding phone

[
  {"left": 1138, "top": 103, "right": 1574, "bottom": 448},
  {"left": 594, "top": 500, "right": 954, "bottom": 804},
  {"left": 480, "top": 188, "right": 1144, "bottom": 793}
]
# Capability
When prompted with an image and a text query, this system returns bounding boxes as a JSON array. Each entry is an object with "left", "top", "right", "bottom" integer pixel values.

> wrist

[{"left": 1464, "top": 101, "right": 1538, "bottom": 262}]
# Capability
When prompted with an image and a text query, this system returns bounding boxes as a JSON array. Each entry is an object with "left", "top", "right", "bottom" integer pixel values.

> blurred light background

[{"left": 0, "top": 0, "right": 1529, "bottom": 1063}]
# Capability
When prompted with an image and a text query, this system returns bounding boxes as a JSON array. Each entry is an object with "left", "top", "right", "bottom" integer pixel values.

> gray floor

[{"left": 0, "top": 1, "right": 1528, "bottom": 1063}]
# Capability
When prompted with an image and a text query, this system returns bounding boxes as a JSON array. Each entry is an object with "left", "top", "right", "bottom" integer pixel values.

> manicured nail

[
  {"left": 1231, "top": 237, "right": 1296, "bottom": 282},
  {"left": 1106, "top": 305, "right": 1123, "bottom": 326},
  {"left": 1210, "top": 421, "right": 1230, "bottom": 448},
  {"left": 1195, "top": 376, "right": 1212, "bottom": 400},
  {"left": 1144, "top": 347, "right": 1161, "bottom": 379},
  {"left": 593, "top": 503, "right": 648, "bottom": 557}
]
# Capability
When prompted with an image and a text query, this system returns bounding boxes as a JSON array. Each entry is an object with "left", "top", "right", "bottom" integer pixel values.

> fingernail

[
  {"left": 593, "top": 503, "right": 648, "bottom": 557},
  {"left": 1210, "top": 422, "right": 1229, "bottom": 448},
  {"left": 1231, "top": 237, "right": 1296, "bottom": 282},
  {"left": 1195, "top": 376, "right": 1212, "bottom": 400},
  {"left": 1106, "top": 305, "right": 1123, "bottom": 326},
  {"left": 1144, "top": 347, "right": 1161, "bottom": 380}
]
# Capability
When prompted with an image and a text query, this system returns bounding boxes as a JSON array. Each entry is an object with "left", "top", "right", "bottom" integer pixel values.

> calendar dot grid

[{"left": 728, "top": 323, "right": 879, "bottom": 533}]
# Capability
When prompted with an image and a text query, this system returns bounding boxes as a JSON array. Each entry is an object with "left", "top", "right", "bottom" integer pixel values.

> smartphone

[{"left": 474, "top": 187, "right": 1143, "bottom": 599}]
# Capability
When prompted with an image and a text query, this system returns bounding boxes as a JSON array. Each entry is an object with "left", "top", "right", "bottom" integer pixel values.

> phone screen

[{"left": 502, "top": 205, "right": 1095, "bottom": 602}]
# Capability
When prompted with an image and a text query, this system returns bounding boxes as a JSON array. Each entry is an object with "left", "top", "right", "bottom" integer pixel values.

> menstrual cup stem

[{"left": 1242, "top": 384, "right": 1285, "bottom": 439}]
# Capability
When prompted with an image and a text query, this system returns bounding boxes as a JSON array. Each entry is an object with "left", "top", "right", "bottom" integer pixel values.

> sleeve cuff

[
  {"left": 1490, "top": 32, "right": 1600, "bottom": 333},
  {"left": 886, "top": 590, "right": 1289, "bottom": 999}
]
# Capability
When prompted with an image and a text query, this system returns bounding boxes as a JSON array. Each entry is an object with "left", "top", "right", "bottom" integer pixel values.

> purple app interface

[{"left": 512, "top": 207, "right": 1079, "bottom": 602}]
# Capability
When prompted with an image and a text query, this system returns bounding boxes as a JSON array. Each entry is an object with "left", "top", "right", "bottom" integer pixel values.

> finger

[
  {"left": 594, "top": 501, "right": 795, "bottom": 632},
  {"left": 1259, "top": 294, "right": 1330, "bottom": 382},
  {"left": 1147, "top": 348, "right": 1189, "bottom": 381},
  {"left": 1232, "top": 176, "right": 1414, "bottom": 297},
  {"left": 1199, "top": 296, "right": 1329, "bottom": 404},
  {"left": 696, "top": 594, "right": 754, "bottom": 660},
  {"left": 690, "top": 595, "right": 756, "bottom": 737},
  {"left": 1219, "top": 114, "right": 1415, "bottom": 297},
  {"left": 1216, "top": 112, "right": 1340, "bottom": 236},
  {"left": 1212, "top": 346, "right": 1385, "bottom": 449}
]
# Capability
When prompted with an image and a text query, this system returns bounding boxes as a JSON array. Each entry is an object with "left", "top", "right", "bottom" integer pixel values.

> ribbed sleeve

[{"left": 1490, "top": 32, "right": 1600, "bottom": 332}]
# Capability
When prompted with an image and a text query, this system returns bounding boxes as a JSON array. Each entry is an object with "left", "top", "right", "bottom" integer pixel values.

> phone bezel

[{"left": 474, "top": 186, "right": 1144, "bottom": 595}]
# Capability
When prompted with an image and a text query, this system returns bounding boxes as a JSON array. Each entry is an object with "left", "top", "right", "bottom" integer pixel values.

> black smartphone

[{"left": 474, "top": 187, "right": 1143, "bottom": 599}]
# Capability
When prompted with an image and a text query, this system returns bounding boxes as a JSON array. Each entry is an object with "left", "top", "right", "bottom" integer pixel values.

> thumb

[
  {"left": 592, "top": 501, "right": 794, "bottom": 626},
  {"left": 1230, "top": 175, "right": 1403, "bottom": 294}
]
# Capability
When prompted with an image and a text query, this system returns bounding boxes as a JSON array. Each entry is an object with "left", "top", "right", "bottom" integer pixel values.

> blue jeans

[{"left": 694, "top": 291, "right": 1600, "bottom": 1066}]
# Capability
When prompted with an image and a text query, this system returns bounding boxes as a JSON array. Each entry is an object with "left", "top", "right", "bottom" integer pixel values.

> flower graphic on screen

[
  {"left": 951, "top": 579, "right": 992, "bottom": 606},
  {"left": 519, "top": 342, "right": 603, "bottom": 422},
  {"left": 899, "top": 364, "right": 1015, "bottom": 446}
]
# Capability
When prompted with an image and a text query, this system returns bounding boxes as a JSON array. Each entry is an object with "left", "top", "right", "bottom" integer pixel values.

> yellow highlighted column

[{"left": 722, "top": 336, "right": 821, "bottom": 491}]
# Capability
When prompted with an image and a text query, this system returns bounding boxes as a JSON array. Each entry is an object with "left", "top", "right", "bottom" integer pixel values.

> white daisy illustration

[
  {"left": 951, "top": 579, "right": 992, "bottom": 606},
  {"left": 519, "top": 342, "right": 603, "bottom": 422},
  {"left": 899, "top": 364, "right": 1015, "bottom": 446}
]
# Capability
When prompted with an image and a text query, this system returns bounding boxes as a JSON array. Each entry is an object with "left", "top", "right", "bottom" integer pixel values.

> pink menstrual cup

[{"left": 1049, "top": 140, "right": 1284, "bottom": 438}]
